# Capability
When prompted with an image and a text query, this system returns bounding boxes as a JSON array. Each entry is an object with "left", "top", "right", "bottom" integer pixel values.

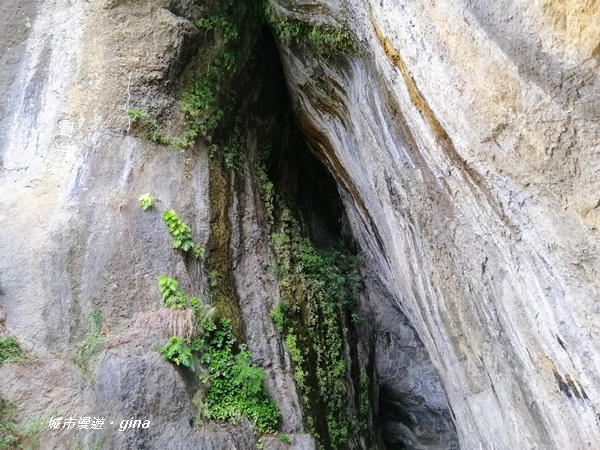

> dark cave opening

[
  {"left": 236, "top": 23, "right": 459, "bottom": 450},
  {"left": 378, "top": 382, "right": 460, "bottom": 449},
  {"left": 250, "top": 25, "right": 351, "bottom": 252},
  {"left": 240, "top": 27, "right": 381, "bottom": 449},
  {"left": 379, "top": 384, "right": 414, "bottom": 450}
]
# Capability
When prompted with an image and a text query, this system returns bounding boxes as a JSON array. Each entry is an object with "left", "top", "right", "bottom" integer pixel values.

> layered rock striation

[
  {"left": 271, "top": 0, "right": 600, "bottom": 447},
  {"left": 0, "top": 0, "right": 598, "bottom": 449}
]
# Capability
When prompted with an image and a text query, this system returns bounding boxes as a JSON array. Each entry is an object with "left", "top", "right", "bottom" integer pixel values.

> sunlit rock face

[
  {"left": 271, "top": 0, "right": 600, "bottom": 447},
  {"left": 0, "top": 0, "right": 598, "bottom": 447},
  {"left": 0, "top": 0, "right": 307, "bottom": 448}
]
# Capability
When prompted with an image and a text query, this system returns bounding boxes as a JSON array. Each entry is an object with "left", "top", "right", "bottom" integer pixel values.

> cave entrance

[{"left": 241, "top": 23, "right": 459, "bottom": 450}]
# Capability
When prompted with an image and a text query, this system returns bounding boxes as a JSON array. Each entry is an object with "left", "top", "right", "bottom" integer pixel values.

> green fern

[
  {"left": 162, "top": 210, "right": 204, "bottom": 258},
  {"left": 159, "top": 336, "right": 195, "bottom": 371}
]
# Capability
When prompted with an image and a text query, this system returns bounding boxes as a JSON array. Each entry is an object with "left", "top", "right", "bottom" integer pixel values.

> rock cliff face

[
  {"left": 0, "top": 0, "right": 598, "bottom": 449},
  {"left": 0, "top": 0, "right": 306, "bottom": 448},
  {"left": 271, "top": 0, "right": 600, "bottom": 447}
]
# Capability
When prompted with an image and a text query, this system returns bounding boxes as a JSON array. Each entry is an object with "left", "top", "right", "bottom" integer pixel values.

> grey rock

[
  {"left": 272, "top": 0, "right": 600, "bottom": 447},
  {"left": 0, "top": 0, "right": 598, "bottom": 448}
]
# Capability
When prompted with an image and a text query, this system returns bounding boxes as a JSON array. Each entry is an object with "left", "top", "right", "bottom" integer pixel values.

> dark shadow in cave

[{"left": 246, "top": 24, "right": 459, "bottom": 450}]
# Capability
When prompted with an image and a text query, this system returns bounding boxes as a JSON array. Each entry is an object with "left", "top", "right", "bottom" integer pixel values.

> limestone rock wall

[
  {"left": 0, "top": 0, "right": 599, "bottom": 448},
  {"left": 272, "top": 0, "right": 600, "bottom": 447},
  {"left": 0, "top": 0, "right": 306, "bottom": 448}
]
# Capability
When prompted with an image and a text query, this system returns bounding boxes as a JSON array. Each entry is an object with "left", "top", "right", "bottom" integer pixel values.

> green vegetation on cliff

[
  {"left": 195, "top": 318, "right": 280, "bottom": 432},
  {"left": 74, "top": 310, "right": 106, "bottom": 377},
  {"left": 0, "top": 337, "right": 23, "bottom": 365},
  {"left": 129, "top": 0, "right": 369, "bottom": 444},
  {"left": 153, "top": 200, "right": 278, "bottom": 433},
  {"left": 157, "top": 276, "right": 280, "bottom": 433},
  {"left": 269, "top": 209, "right": 364, "bottom": 447},
  {"left": 162, "top": 210, "right": 204, "bottom": 258},
  {"left": 0, "top": 399, "right": 43, "bottom": 450},
  {"left": 127, "top": 0, "right": 357, "bottom": 157},
  {"left": 257, "top": 148, "right": 370, "bottom": 447}
]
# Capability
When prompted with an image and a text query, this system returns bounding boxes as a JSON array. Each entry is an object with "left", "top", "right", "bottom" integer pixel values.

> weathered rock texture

[
  {"left": 272, "top": 0, "right": 600, "bottom": 448},
  {"left": 0, "top": 0, "right": 307, "bottom": 448},
  {"left": 0, "top": 0, "right": 599, "bottom": 449}
]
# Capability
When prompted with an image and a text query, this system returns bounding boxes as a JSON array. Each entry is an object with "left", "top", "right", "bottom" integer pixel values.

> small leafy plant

[
  {"left": 75, "top": 310, "right": 105, "bottom": 376},
  {"left": 159, "top": 336, "right": 195, "bottom": 371},
  {"left": 268, "top": 301, "right": 287, "bottom": 334},
  {"left": 127, "top": 108, "right": 170, "bottom": 144},
  {"left": 0, "top": 336, "right": 23, "bottom": 365},
  {"left": 158, "top": 276, "right": 187, "bottom": 309},
  {"left": 162, "top": 210, "right": 204, "bottom": 258},
  {"left": 0, "top": 399, "right": 43, "bottom": 449},
  {"left": 138, "top": 193, "right": 154, "bottom": 210}
]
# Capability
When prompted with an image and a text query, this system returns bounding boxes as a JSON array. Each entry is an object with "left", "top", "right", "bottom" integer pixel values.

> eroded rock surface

[
  {"left": 0, "top": 0, "right": 598, "bottom": 449},
  {"left": 0, "top": 0, "right": 304, "bottom": 448},
  {"left": 272, "top": 0, "right": 600, "bottom": 448}
]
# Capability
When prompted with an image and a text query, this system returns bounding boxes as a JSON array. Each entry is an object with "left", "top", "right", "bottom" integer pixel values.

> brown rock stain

[
  {"left": 301, "top": 75, "right": 350, "bottom": 121},
  {"left": 207, "top": 156, "right": 245, "bottom": 342},
  {"left": 547, "top": 358, "right": 587, "bottom": 400},
  {"left": 370, "top": 16, "right": 512, "bottom": 227},
  {"left": 565, "top": 373, "right": 582, "bottom": 399},
  {"left": 370, "top": 17, "right": 449, "bottom": 144}
]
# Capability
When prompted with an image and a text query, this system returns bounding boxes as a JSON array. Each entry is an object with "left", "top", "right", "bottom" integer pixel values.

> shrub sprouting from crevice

[
  {"left": 0, "top": 336, "right": 24, "bottom": 365},
  {"left": 157, "top": 276, "right": 280, "bottom": 434}
]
